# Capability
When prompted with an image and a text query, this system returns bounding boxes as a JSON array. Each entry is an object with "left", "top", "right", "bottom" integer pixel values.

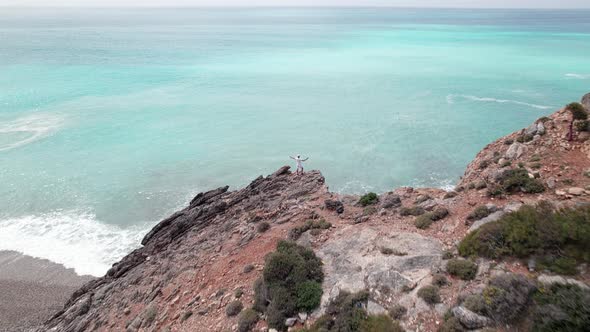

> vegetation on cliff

[
  {"left": 459, "top": 202, "right": 590, "bottom": 275},
  {"left": 254, "top": 240, "right": 324, "bottom": 331}
]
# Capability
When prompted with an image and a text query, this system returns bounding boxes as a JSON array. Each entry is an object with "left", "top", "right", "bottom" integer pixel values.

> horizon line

[{"left": 2, "top": 5, "right": 590, "bottom": 9}]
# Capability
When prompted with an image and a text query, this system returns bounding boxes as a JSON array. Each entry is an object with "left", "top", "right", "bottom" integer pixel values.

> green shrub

[
  {"left": 446, "top": 258, "right": 478, "bottom": 280},
  {"left": 497, "top": 168, "right": 545, "bottom": 194},
  {"left": 538, "top": 256, "right": 578, "bottom": 275},
  {"left": 257, "top": 221, "right": 270, "bottom": 233},
  {"left": 243, "top": 264, "right": 255, "bottom": 273},
  {"left": 323, "top": 291, "right": 369, "bottom": 331},
  {"left": 530, "top": 162, "right": 542, "bottom": 169},
  {"left": 361, "top": 314, "right": 404, "bottom": 332},
  {"left": 226, "top": 300, "right": 244, "bottom": 317},
  {"left": 288, "top": 219, "right": 332, "bottom": 240},
  {"left": 533, "top": 283, "right": 590, "bottom": 332},
  {"left": 442, "top": 250, "right": 454, "bottom": 260},
  {"left": 432, "top": 207, "right": 449, "bottom": 220},
  {"left": 418, "top": 285, "right": 441, "bottom": 305},
  {"left": 479, "top": 159, "right": 491, "bottom": 170},
  {"left": 467, "top": 205, "right": 491, "bottom": 221},
  {"left": 432, "top": 273, "right": 449, "bottom": 287},
  {"left": 567, "top": 102, "right": 588, "bottom": 120},
  {"left": 235, "top": 288, "right": 244, "bottom": 298},
  {"left": 389, "top": 304, "right": 407, "bottom": 320},
  {"left": 504, "top": 138, "right": 514, "bottom": 145},
  {"left": 458, "top": 202, "right": 590, "bottom": 268},
  {"left": 255, "top": 241, "right": 324, "bottom": 330},
  {"left": 237, "top": 309, "right": 259, "bottom": 332},
  {"left": 517, "top": 134, "right": 534, "bottom": 143},
  {"left": 359, "top": 192, "right": 379, "bottom": 206},
  {"left": 482, "top": 273, "right": 536, "bottom": 323},
  {"left": 474, "top": 180, "right": 487, "bottom": 190},
  {"left": 400, "top": 206, "right": 425, "bottom": 216},
  {"left": 438, "top": 317, "right": 465, "bottom": 332},
  {"left": 444, "top": 191, "right": 458, "bottom": 199},
  {"left": 500, "top": 160, "right": 511, "bottom": 167},
  {"left": 296, "top": 281, "right": 323, "bottom": 312},
  {"left": 462, "top": 294, "right": 486, "bottom": 314},
  {"left": 415, "top": 213, "right": 435, "bottom": 229}
]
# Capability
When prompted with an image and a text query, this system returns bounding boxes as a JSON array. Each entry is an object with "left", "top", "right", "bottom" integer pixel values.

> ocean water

[{"left": 1, "top": 8, "right": 589, "bottom": 276}]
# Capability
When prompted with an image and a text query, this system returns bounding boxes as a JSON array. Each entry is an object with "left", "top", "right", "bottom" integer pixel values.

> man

[{"left": 290, "top": 154, "right": 309, "bottom": 175}]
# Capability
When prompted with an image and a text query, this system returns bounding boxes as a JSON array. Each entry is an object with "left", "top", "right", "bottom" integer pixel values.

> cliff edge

[{"left": 43, "top": 95, "right": 590, "bottom": 332}]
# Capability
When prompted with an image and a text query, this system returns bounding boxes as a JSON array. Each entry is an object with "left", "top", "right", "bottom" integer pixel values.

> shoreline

[{"left": 0, "top": 250, "right": 94, "bottom": 332}]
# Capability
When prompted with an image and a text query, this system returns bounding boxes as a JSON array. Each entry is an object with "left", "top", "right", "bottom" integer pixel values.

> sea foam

[
  {"left": 0, "top": 211, "right": 151, "bottom": 277},
  {"left": 565, "top": 73, "right": 590, "bottom": 79},
  {"left": 446, "top": 94, "right": 552, "bottom": 110},
  {"left": 0, "top": 113, "right": 64, "bottom": 152}
]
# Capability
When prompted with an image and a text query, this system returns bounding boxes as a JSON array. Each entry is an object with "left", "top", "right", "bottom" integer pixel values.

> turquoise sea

[{"left": 1, "top": 8, "right": 589, "bottom": 276}]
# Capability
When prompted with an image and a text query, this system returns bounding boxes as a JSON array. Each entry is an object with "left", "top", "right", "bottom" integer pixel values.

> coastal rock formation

[{"left": 40, "top": 96, "right": 590, "bottom": 332}]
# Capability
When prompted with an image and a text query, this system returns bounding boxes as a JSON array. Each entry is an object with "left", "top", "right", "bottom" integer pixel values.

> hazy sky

[{"left": 3, "top": 0, "right": 590, "bottom": 8}]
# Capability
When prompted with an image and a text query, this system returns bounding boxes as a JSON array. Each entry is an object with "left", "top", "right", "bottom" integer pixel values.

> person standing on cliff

[{"left": 290, "top": 154, "right": 308, "bottom": 175}]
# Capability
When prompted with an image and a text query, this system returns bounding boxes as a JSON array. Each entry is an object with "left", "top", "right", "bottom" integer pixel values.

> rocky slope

[{"left": 42, "top": 95, "right": 590, "bottom": 332}]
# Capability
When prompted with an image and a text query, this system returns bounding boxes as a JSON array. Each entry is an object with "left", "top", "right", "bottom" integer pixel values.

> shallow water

[{"left": 1, "top": 8, "right": 589, "bottom": 276}]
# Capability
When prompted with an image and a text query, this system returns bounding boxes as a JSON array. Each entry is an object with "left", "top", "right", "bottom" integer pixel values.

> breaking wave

[
  {"left": 0, "top": 211, "right": 152, "bottom": 277},
  {"left": 565, "top": 73, "right": 590, "bottom": 79},
  {"left": 446, "top": 94, "right": 552, "bottom": 110}
]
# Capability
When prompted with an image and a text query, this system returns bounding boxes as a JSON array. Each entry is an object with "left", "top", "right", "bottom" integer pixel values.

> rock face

[
  {"left": 41, "top": 166, "right": 326, "bottom": 332},
  {"left": 316, "top": 228, "right": 442, "bottom": 311},
  {"left": 452, "top": 306, "right": 491, "bottom": 329},
  {"left": 582, "top": 92, "right": 590, "bottom": 111}
]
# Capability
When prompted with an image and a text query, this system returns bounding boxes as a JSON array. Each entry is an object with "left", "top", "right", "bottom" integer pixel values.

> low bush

[
  {"left": 446, "top": 258, "right": 478, "bottom": 280},
  {"left": 517, "top": 134, "right": 534, "bottom": 143},
  {"left": 418, "top": 285, "right": 441, "bottom": 305},
  {"left": 363, "top": 206, "right": 378, "bottom": 216},
  {"left": 303, "top": 291, "right": 404, "bottom": 332},
  {"left": 226, "top": 300, "right": 244, "bottom": 317},
  {"left": 243, "top": 264, "right": 255, "bottom": 273},
  {"left": 237, "top": 309, "right": 259, "bottom": 332},
  {"left": 414, "top": 213, "right": 435, "bottom": 229},
  {"left": 254, "top": 241, "right": 324, "bottom": 331},
  {"left": 415, "top": 194, "right": 432, "bottom": 204},
  {"left": 389, "top": 304, "right": 407, "bottom": 320},
  {"left": 359, "top": 192, "right": 379, "bottom": 206},
  {"left": 459, "top": 202, "right": 590, "bottom": 270},
  {"left": 495, "top": 168, "right": 545, "bottom": 195},
  {"left": 400, "top": 206, "right": 425, "bottom": 216},
  {"left": 533, "top": 283, "right": 590, "bottom": 332},
  {"left": 438, "top": 317, "right": 465, "bottom": 332},
  {"left": 361, "top": 314, "right": 404, "bottom": 332},
  {"left": 466, "top": 205, "right": 491, "bottom": 221},
  {"left": 504, "top": 138, "right": 514, "bottom": 145},
  {"left": 432, "top": 273, "right": 449, "bottom": 287},
  {"left": 474, "top": 180, "right": 487, "bottom": 190},
  {"left": 288, "top": 219, "right": 332, "bottom": 240},
  {"left": 462, "top": 294, "right": 486, "bottom": 314},
  {"left": 479, "top": 159, "right": 491, "bottom": 170},
  {"left": 235, "top": 288, "right": 244, "bottom": 298},
  {"left": 257, "top": 222, "right": 270, "bottom": 233},
  {"left": 296, "top": 281, "right": 323, "bottom": 312},
  {"left": 482, "top": 273, "right": 536, "bottom": 323},
  {"left": 444, "top": 191, "right": 458, "bottom": 199}
]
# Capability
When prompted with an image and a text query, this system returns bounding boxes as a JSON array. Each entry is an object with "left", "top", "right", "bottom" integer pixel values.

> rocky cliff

[{"left": 43, "top": 96, "right": 590, "bottom": 332}]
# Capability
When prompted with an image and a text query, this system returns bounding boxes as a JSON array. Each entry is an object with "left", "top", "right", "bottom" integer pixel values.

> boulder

[
  {"left": 452, "top": 306, "right": 492, "bottom": 329},
  {"left": 367, "top": 300, "right": 387, "bottom": 315},
  {"left": 469, "top": 210, "right": 505, "bottom": 232},
  {"left": 381, "top": 194, "right": 402, "bottom": 209},
  {"left": 316, "top": 228, "right": 442, "bottom": 312},
  {"left": 568, "top": 187, "right": 585, "bottom": 196},
  {"left": 325, "top": 199, "right": 344, "bottom": 214},
  {"left": 537, "top": 122, "right": 546, "bottom": 135},
  {"left": 505, "top": 142, "right": 527, "bottom": 160},
  {"left": 285, "top": 317, "right": 297, "bottom": 327},
  {"left": 525, "top": 123, "right": 538, "bottom": 136}
]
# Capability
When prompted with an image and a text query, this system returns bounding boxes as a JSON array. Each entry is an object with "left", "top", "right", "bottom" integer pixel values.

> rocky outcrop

[
  {"left": 316, "top": 228, "right": 442, "bottom": 313},
  {"left": 39, "top": 93, "right": 590, "bottom": 332},
  {"left": 41, "top": 166, "right": 326, "bottom": 332},
  {"left": 582, "top": 92, "right": 590, "bottom": 111}
]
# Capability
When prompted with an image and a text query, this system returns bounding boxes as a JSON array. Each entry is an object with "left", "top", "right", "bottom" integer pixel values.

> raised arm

[
  {"left": 289, "top": 156, "right": 295, "bottom": 160},
  {"left": 302, "top": 157, "right": 309, "bottom": 161}
]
